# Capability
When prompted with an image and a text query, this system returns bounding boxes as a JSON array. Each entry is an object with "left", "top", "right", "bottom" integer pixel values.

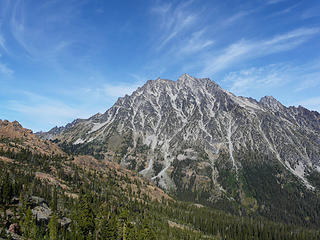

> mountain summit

[{"left": 38, "top": 74, "right": 320, "bottom": 224}]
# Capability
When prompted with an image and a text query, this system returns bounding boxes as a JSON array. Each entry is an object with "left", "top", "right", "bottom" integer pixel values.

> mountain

[
  {"left": 5, "top": 120, "right": 320, "bottom": 239},
  {"left": 39, "top": 74, "right": 320, "bottom": 226}
]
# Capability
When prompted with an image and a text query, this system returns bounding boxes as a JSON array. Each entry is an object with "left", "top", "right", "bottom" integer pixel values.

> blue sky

[{"left": 0, "top": 0, "right": 320, "bottom": 131}]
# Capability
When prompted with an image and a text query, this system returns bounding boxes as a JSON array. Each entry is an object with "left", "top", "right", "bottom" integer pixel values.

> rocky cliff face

[{"left": 39, "top": 74, "right": 320, "bottom": 215}]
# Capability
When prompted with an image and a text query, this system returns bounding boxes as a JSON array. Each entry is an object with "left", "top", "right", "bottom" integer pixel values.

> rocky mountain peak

[
  {"left": 177, "top": 73, "right": 194, "bottom": 83},
  {"left": 39, "top": 75, "right": 320, "bottom": 195},
  {"left": 259, "top": 95, "right": 284, "bottom": 111},
  {"left": 177, "top": 73, "right": 216, "bottom": 88}
]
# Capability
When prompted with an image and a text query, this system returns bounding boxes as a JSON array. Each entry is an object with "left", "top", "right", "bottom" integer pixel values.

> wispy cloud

[
  {"left": 103, "top": 84, "right": 139, "bottom": 97},
  {"left": 223, "top": 58, "right": 320, "bottom": 96},
  {"left": 223, "top": 64, "right": 291, "bottom": 95},
  {"left": 10, "top": 0, "right": 30, "bottom": 55},
  {"left": 9, "top": 101, "right": 83, "bottom": 123},
  {"left": 0, "top": 35, "right": 7, "bottom": 52},
  {"left": 152, "top": 1, "right": 198, "bottom": 49},
  {"left": 266, "top": 0, "right": 287, "bottom": 5},
  {"left": 6, "top": 91, "right": 92, "bottom": 130},
  {"left": 223, "top": 10, "right": 254, "bottom": 26},
  {"left": 4, "top": 77, "right": 142, "bottom": 131},
  {"left": 270, "top": 3, "right": 300, "bottom": 16},
  {"left": 178, "top": 29, "right": 214, "bottom": 55},
  {"left": 8, "top": 0, "right": 85, "bottom": 65},
  {"left": 200, "top": 28, "right": 320, "bottom": 76}
]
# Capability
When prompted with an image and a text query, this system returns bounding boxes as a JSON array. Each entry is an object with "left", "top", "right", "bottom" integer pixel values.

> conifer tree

[
  {"left": 49, "top": 213, "right": 58, "bottom": 240},
  {"left": 22, "top": 207, "right": 36, "bottom": 239}
]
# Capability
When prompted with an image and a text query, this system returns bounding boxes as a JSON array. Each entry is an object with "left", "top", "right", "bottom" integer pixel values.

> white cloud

[
  {"left": 9, "top": 101, "right": 84, "bottom": 122},
  {"left": 178, "top": 29, "right": 214, "bottom": 54},
  {"left": 6, "top": 92, "right": 91, "bottom": 129},
  {"left": 9, "top": 0, "right": 82, "bottom": 64},
  {"left": 271, "top": 3, "right": 299, "bottom": 16},
  {"left": 223, "top": 10, "right": 254, "bottom": 26},
  {"left": 152, "top": 1, "right": 198, "bottom": 49},
  {"left": 73, "top": 77, "right": 141, "bottom": 100},
  {"left": 266, "top": 0, "right": 287, "bottom": 5},
  {"left": 223, "top": 64, "right": 290, "bottom": 95},
  {"left": 101, "top": 83, "right": 140, "bottom": 98},
  {"left": 5, "top": 77, "right": 143, "bottom": 131},
  {"left": 201, "top": 40, "right": 251, "bottom": 76},
  {"left": 223, "top": 59, "right": 320, "bottom": 96},
  {"left": 200, "top": 28, "right": 320, "bottom": 76}
]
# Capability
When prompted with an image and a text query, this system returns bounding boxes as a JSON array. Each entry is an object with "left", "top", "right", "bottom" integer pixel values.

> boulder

[
  {"left": 31, "top": 203, "right": 51, "bottom": 224},
  {"left": 59, "top": 217, "right": 72, "bottom": 228}
]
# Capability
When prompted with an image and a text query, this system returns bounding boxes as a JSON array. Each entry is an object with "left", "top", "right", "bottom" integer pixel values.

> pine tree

[
  {"left": 49, "top": 213, "right": 58, "bottom": 240},
  {"left": 22, "top": 207, "right": 36, "bottom": 239}
]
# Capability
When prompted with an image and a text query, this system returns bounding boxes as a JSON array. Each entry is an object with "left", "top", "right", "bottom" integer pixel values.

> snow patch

[
  {"left": 88, "top": 121, "right": 108, "bottom": 134},
  {"left": 87, "top": 136, "right": 97, "bottom": 143},
  {"left": 139, "top": 157, "right": 154, "bottom": 177},
  {"left": 227, "top": 117, "right": 238, "bottom": 173},
  {"left": 223, "top": 90, "right": 262, "bottom": 112},
  {"left": 144, "top": 134, "right": 158, "bottom": 150},
  {"left": 74, "top": 138, "right": 85, "bottom": 145},
  {"left": 293, "top": 161, "right": 306, "bottom": 179},
  {"left": 184, "top": 148, "right": 195, "bottom": 153},
  {"left": 177, "top": 154, "right": 187, "bottom": 161}
]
